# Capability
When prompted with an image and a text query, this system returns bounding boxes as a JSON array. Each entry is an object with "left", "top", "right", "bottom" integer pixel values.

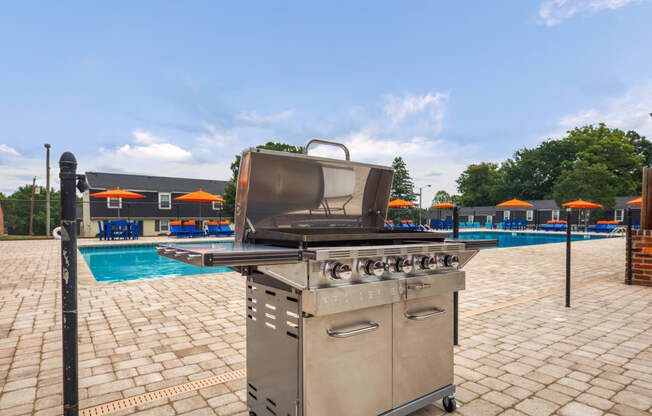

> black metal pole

[
  {"left": 626, "top": 207, "right": 632, "bottom": 285},
  {"left": 452, "top": 205, "right": 459, "bottom": 345},
  {"left": 59, "top": 152, "right": 79, "bottom": 416},
  {"left": 566, "top": 209, "right": 571, "bottom": 308}
]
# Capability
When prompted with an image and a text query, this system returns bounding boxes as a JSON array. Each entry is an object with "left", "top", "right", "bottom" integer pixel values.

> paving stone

[
  {"left": 515, "top": 397, "right": 559, "bottom": 416},
  {"left": 557, "top": 401, "right": 603, "bottom": 416},
  {"left": 0, "top": 386, "right": 36, "bottom": 409},
  {"left": 1, "top": 236, "right": 650, "bottom": 416},
  {"left": 612, "top": 390, "right": 652, "bottom": 411},
  {"left": 457, "top": 398, "right": 502, "bottom": 416}
]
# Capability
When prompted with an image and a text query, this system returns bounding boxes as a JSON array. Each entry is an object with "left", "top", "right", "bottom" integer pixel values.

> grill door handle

[
  {"left": 326, "top": 321, "right": 379, "bottom": 338},
  {"left": 304, "top": 139, "right": 350, "bottom": 160},
  {"left": 405, "top": 307, "right": 446, "bottom": 320}
]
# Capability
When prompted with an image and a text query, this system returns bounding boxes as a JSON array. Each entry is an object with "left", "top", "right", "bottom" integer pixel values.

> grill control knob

[
  {"left": 444, "top": 255, "right": 460, "bottom": 268},
  {"left": 436, "top": 254, "right": 446, "bottom": 268},
  {"left": 395, "top": 257, "right": 413, "bottom": 274},
  {"left": 419, "top": 255, "right": 438, "bottom": 271},
  {"left": 360, "top": 259, "right": 384, "bottom": 277},
  {"left": 328, "top": 262, "right": 353, "bottom": 280}
]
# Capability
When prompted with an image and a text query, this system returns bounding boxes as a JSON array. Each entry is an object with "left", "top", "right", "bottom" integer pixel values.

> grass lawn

[{"left": 0, "top": 235, "right": 53, "bottom": 240}]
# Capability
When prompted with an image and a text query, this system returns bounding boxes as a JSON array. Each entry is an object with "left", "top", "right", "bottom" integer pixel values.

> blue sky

[{"left": 1, "top": 1, "right": 651, "bottom": 204}]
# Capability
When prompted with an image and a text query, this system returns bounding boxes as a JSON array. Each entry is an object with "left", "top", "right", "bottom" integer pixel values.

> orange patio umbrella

[
  {"left": 496, "top": 198, "right": 533, "bottom": 207},
  {"left": 388, "top": 198, "right": 415, "bottom": 207},
  {"left": 90, "top": 188, "right": 145, "bottom": 218},
  {"left": 627, "top": 197, "right": 642, "bottom": 205},
  {"left": 562, "top": 199, "right": 603, "bottom": 231},
  {"left": 432, "top": 202, "right": 454, "bottom": 220},
  {"left": 175, "top": 190, "right": 226, "bottom": 222},
  {"left": 562, "top": 199, "right": 603, "bottom": 209}
]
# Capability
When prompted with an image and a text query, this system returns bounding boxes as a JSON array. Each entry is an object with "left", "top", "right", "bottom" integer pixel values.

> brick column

[{"left": 629, "top": 229, "right": 652, "bottom": 286}]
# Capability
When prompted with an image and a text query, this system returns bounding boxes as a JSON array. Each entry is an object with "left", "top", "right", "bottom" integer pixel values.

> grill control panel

[{"left": 319, "top": 253, "right": 460, "bottom": 284}]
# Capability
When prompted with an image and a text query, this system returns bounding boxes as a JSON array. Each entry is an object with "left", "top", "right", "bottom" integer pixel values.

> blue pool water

[
  {"left": 457, "top": 231, "right": 605, "bottom": 248},
  {"left": 81, "top": 232, "right": 607, "bottom": 282},
  {"left": 80, "top": 244, "right": 232, "bottom": 283}
]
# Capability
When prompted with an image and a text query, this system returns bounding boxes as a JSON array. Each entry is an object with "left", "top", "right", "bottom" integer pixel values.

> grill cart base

[{"left": 246, "top": 273, "right": 459, "bottom": 416}]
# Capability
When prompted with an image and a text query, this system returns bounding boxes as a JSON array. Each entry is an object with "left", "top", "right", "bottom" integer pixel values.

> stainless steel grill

[{"left": 158, "top": 139, "right": 496, "bottom": 415}]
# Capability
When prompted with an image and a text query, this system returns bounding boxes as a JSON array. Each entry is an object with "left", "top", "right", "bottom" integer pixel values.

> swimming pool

[
  {"left": 80, "top": 244, "right": 232, "bottom": 283},
  {"left": 81, "top": 232, "right": 607, "bottom": 282},
  {"left": 457, "top": 231, "right": 606, "bottom": 248}
]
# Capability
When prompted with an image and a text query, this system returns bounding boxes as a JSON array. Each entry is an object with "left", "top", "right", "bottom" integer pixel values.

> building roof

[
  {"left": 615, "top": 196, "right": 640, "bottom": 209},
  {"left": 85, "top": 172, "right": 228, "bottom": 195}
]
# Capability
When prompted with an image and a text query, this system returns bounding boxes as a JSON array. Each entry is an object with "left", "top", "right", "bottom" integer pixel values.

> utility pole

[
  {"left": 45, "top": 144, "right": 51, "bottom": 236},
  {"left": 418, "top": 184, "right": 431, "bottom": 225},
  {"left": 29, "top": 176, "right": 37, "bottom": 235}
]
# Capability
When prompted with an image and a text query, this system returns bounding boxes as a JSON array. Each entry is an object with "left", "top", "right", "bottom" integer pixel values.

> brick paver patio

[{"left": 0, "top": 236, "right": 650, "bottom": 415}]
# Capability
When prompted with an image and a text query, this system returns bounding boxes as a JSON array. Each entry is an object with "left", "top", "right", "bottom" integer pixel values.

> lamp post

[
  {"left": 418, "top": 185, "right": 431, "bottom": 225},
  {"left": 45, "top": 144, "right": 51, "bottom": 236}
]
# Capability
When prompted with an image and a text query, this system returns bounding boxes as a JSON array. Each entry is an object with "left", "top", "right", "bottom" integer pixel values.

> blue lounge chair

[
  {"left": 218, "top": 221, "right": 234, "bottom": 236},
  {"left": 169, "top": 221, "right": 189, "bottom": 238},
  {"left": 183, "top": 221, "right": 206, "bottom": 237},
  {"left": 484, "top": 222, "right": 492, "bottom": 229}
]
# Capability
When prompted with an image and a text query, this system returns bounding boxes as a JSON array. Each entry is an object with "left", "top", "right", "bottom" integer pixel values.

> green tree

[
  {"left": 431, "top": 190, "right": 452, "bottom": 206},
  {"left": 455, "top": 163, "right": 505, "bottom": 206},
  {"left": 499, "top": 138, "right": 577, "bottom": 200},
  {"left": 0, "top": 185, "right": 61, "bottom": 235},
  {"left": 390, "top": 157, "right": 417, "bottom": 202},
  {"left": 552, "top": 160, "right": 617, "bottom": 213},
  {"left": 222, "top": 141, "right": 305, "bottom": 216},
  {"left": 627, "top": 130, "right": 652, "bottom": 168},
  {"left": 455, "top": 124, "right": 649, "bottom": 205}
]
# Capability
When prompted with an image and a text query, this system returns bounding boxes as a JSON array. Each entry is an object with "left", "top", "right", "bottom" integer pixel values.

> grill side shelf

[{"left": 156, "top": 244, "right": 302, "bottom": 268}]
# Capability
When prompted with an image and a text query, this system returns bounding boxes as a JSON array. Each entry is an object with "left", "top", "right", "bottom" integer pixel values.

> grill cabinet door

[
  {"left": 393, "top": 294, "right": 453, "bottom": 406},
  {"left": 302, "top": 304, "right": 393, "bottom": 416}
]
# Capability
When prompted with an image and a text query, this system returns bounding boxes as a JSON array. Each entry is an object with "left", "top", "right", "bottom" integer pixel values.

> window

[
  {"left": 159, "top": 193, "right": 171, "bottom": 210},
  {"left": 615, "top": 209, "right": 624, "bottom": 222},
  {"left": 160, "top": 220, "right": 170, "bottom": 232},
  {"left": 212, "top": 201, "right": 223, "bottom": 210},
  {"left": 503, "top": 210, "right": 510, "bottom": 220},
  {"left": 526, "top": 210, "right": 534, "bottom": 221},
  {"left": 107, "top": 197, "right": 121, "bottom": 209},
  {"left": 467, "top": 215, "right": 474, "bottom": 223},
  {"left": 552, "top": 210, "right": 560, "bottom": 221},
  {"left": 486, "top": 215, "right": 493, "bottom": 224}
]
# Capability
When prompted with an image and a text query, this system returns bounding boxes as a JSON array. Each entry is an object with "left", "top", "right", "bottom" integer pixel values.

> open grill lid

[{"left": 234, "top": 139, "right": 394, "bottom": 244}]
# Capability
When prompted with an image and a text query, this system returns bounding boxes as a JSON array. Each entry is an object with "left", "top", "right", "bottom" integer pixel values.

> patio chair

[
  {"left": 131, "top": 221, "right": 140, "bottom": 240},
  {"left": 484, "top": 222, "right": 492, "bottom": 229},
  {"left": 473, "top": 221, "right": 481, "bottom": 228},
  {"left": 97, "top": 221, "right": 108, "bottom": 240}
]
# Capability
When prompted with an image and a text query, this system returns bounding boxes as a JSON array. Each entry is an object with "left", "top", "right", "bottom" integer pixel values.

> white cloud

[
  {"left": 0, "top": 144, "right": 19, "bottom": 156},
  {"left": 109, "top": 130, "right": 192, "bottom": 161},
  {"left": 196, "top": 124, "right": 238, "bottom": 148},
  {"left": 383, "top": 92, "right": 447, "bottom": 126},
  {"left": 234, "top": 109, "right": 294, "bottom": 125},
  {"left": 305, "top": 91, "right": 484, "bottom": 199},
  {"left": 538, "top": 0, "right": 645, "bottom": 26},
  {"left": 553, "top": 79, "right": 652, "bottom": 138}
]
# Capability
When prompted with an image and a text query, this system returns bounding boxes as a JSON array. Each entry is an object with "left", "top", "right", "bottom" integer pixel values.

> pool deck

[{"left": 1, "top": 237, "right": 651, "bottom": 415}]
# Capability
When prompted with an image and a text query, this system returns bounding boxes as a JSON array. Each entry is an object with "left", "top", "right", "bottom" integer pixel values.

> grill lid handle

[{"left": 304, "top": 139, "right": 350, "bottom": 161}]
